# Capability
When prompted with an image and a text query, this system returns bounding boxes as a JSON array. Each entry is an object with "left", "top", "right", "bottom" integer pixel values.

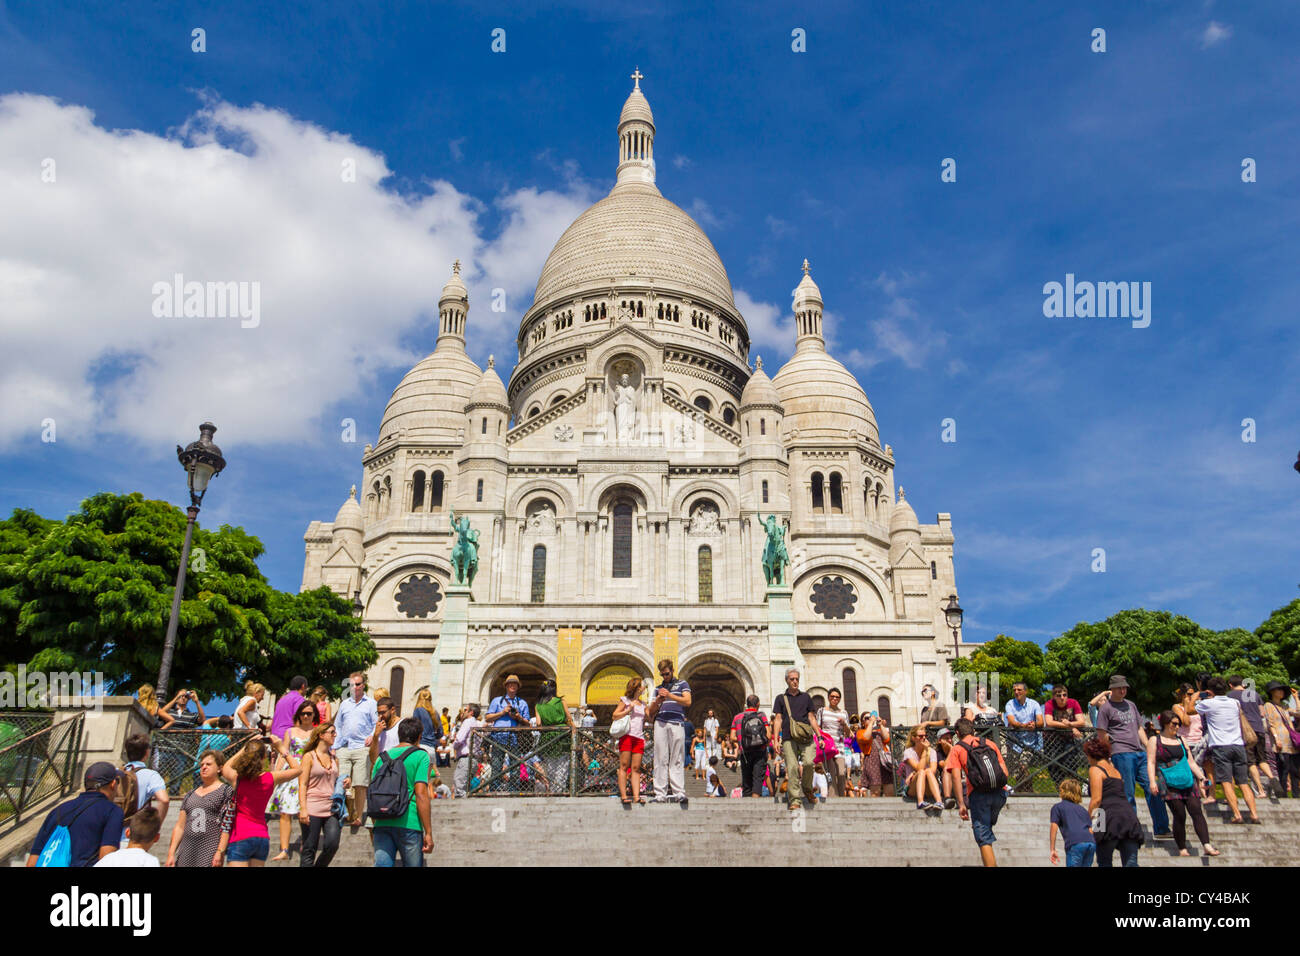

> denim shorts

[
  {"left": 968, "top": 789, "right": 1007, "bottom": 846},
  {"left": 227, "top": 836, "right": 270, "bottom": 862},
  {"left": 1066, "top": 843, "right": 1096, "bottom": 867}
]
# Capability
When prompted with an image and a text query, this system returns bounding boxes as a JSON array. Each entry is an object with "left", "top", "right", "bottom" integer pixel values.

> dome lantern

[
  {"left": 615, "top": 68, "right": 658, "bottom": 194},
  {"left": 793, "top": 258, "right": 825, "bottom": 352},
  {"left": 437, "top": 259, "right": 469, "bottom": 352}
]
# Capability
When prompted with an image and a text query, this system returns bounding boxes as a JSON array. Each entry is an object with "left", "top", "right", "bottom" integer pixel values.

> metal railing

[
  {"left": 888, "top": 722, "right": 1099, "bottom": 796},
  {"left": 0, "top": 710, "right": 55, "bottom": 748},
  {"left": 465, "top": 726, "right": 656, "bottom": 797},
  {"left": 151, "top": 728, "right": 258, "bottom": 796},
  {"left": 0, "top": 713, "right": 84, "bottom": 824}
]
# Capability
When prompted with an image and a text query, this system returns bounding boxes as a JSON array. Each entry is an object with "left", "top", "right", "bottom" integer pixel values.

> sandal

[
  {"left": 1203, "top": 845, "right": 1220, "bottom": 856},
  {"left": 271, "top": 851, "right": 290, "bottom": 862},
  {"left": 1228, "top": 816, "right": 1245, "bottom": 824}
]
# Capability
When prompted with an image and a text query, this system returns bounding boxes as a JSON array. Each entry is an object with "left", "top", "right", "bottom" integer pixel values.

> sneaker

[{"left": 943, "top": 797, "right": 957, "bottom": 810}]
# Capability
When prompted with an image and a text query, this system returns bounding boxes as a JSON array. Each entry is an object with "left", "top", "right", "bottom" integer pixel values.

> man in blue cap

[{"left": 26, "top": 762, "right": 128, "bottom": 867}]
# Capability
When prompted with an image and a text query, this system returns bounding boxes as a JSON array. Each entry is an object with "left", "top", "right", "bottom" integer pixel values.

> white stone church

[{"left": 302, "top": 75, "right": 965, "bottom": 728}]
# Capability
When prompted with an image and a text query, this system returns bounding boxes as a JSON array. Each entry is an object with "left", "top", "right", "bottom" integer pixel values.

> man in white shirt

[
  {"left": 121, "top": 734, "right": 169, "bottom": 844},
  {"left": 1196, "top": 676, "right": 1259, "bottom": 824},
  {"left": 704, "top": 709, "right": 721, "bottom": 760},
  {"left": 95, "top": 807, "right": 162, "bottom": 867}
]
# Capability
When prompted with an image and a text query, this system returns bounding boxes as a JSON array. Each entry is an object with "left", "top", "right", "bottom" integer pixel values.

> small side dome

[
  {"left": 468, "top": 355, "right": 509, "bottom": 409},
  {"left": 888, "top": 486, "right": 920, "bottom": 536},
  {"left": 333, "top": 485, "right": 364, "bottom": 534},
  {"left": 740, "top": 355, "right": 782, "bottom": 410}
]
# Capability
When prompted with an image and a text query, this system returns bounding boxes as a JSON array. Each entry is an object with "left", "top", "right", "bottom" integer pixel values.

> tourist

[
  {"left": 704, "top": 708, "right": 721, "bottom": 761},
  {"left": 1095, "top": 675, "right": 1172, "bottom": 838},
  {"left": 1265, "top": 681, "right": 1300, "bottom": 797},
  {"left": 1228, "top": 675, "right": 1277, "bottom": 797},
  {"left": 772, "top": 668, "right": 818, "bottom": 811},
  {"left": 95, "top": 807, "right": 162, "bottom": 867},
  {"left": 818, "top": 688, "right": 851, "bottom": 797},
  {"left": 1004, "top": 682, "right": 1045, "bottom": 792},
  {"left": 732, "top": 694, "right": 769, "bottom": 798},
  {"left": 856, "top": 712, "right": 891, "bottom": 798},
  {"left": 647, "top": 658, "right": 692, "bottom": 803},
  {"left": 441, "top": 707, "right": 452, "bottom": 736},
  {"left": 435, "top": 736, "right": 454, "bottom": 775},
  {"left": 961, "top": 684, "right": 1000, "bottom": 726},
  {"left": 220, "top": 734, "right": 302, "bottom": 867},
  {"left": 721, "top": 735, "right": 739, "bottom": 771},
  {"left": 135, "top": 683, "right": 172, "bottom": 731},
  {"left": 707, "top": 756, "right": 727, "bottom": 797},
  {"left": 371, "top": 718, "right": 433, "bottom": 867},
  {"left": 271, "top": 675, "right": 310, "bottom": 738},
  {"left": 334, "top": 671, "right": 377, "bottom": 825},
  {"left": 919, "top": 683, "right": 949, "bottom": 730},
  {"left": 811, "top": 762, "right": 829, "bottom": 803},
  {"left": 161, "top": 688, "right": 206, "bottom": 730},
  {"left": 1048, "top": 778, "right": 1095, "bottom": 867},
  {"left": 535, "top": 679, "right": 576, "bottom": 794},
  {"left": 1043, "top": 684, "right": 1087, "bottom": 788},
  {"left": 902, "top": 725, "right": 943, "bottom": 810},
  {"left": 414, "top": 688, "right": 442, "bottom": 759},
  {"left": 935, "top": 727, "right": 958, "bottom": 808},
  {"left": 234, "top": 681, "right": 266, "bottom": 730},
  {"left": 269, "top": 700, "right": 316, "bottom": 861},
  {"left": 581, "top": 708, "right": 597, "bottom": 729},
  {"left": 453, "top": 704, "right": 485, "bottom": 797},
  {"left": 26, "top": 762, "right": 126, "bottom": 867},
  {"left": 485, "top": 674, "right": 532, "bottom": 793},
  {"left": 311, "top": 685, "right": 332, "bottom": 724},
  {"left": 297, "top": 721, "right": 342, "bottom": 867},
  {"left": 1084, "top": 736, "right": 1144, "bottom": 867},
  {"left": 692, "top": 726, "right": 708, "bottom": 780},
  {"left": 1196, "top": 676, "right": 1261, "bottom": 824},
  {"left": 944, "top": 717, "right": 1010, "bottom": 866},
  {"left": 1173, "top": 682, "right": 1212, "bottom": 803},
  {"left": 164, "top": 749, "right": 234, "bottom": 867},
  {"left": 121, "top": 733, "right": 170, "bottom": 836},
  {"left": 1146, "top": 710, "right": 1218, "bottom": 858},
  {"left": 612, "top": 677, "right": 647, "bottom": 805}
]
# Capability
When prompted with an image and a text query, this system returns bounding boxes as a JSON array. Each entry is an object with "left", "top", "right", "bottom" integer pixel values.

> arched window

[
  {"left": 550, "top": 393, "right": 567, "bottom": 405},
  {"left": 430, "top": 471, "right": 444, "bottom": 511},
  {"left": 411, "top": 471, "right": 426, "bottom": 512},
  {"left": 811, "top": 472, "right": 825, "bottom": 513},
  {"left": 531, "top": 545, "right": 546, "bottom": 603},
  {"left": 481, "top": 416, "right": 487, "bottom": 435},
  {"left": 877, "top": 695, "right": 892, "bottom": 725},
  {"left": 761, "top": 480, "right": 769, "bottom": 504},
  {"left": 389, "top": 666, "right": 405, "bottom": 712},
  {"left": 722, "top": 406, "right": 736, "bottom": 426},
  {"left": 528, "top": 405, "right": 541, "bottom": 419},
  {"left": 476, "top": 479, "right": 484, "bottom": 503},
  {"left": 842, "top": 669, "right": 859, "bottom": 716},
  {"left": 697, "top": 545, "right": 713, "bottom": 603},
  {"left": 760, "top": 418, "right": 766, "bottom": 436},
  {"left": 693, "top": 395, "right": 712, "bottom": 414},
  {"left": 830, "top": 473, "right": 843, "bottom": 514},
  {"left": 930, "top": 560, "right": 938, "bottom": 580},
  {"left": 612, "top": 501, "right": 633, "bottom": 578}
]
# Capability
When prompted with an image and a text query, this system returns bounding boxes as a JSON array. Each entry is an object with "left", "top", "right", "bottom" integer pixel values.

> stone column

[
  {"left": 431, "top": 584, "right": 472, "bottom": 710},
  {"left": 765, "top": 586, "right": 802, "bottom": 706}
]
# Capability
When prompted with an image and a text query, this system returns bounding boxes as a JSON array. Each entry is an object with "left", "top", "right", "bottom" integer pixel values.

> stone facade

[{"left": 302, "top": 75, "right": 967, "bottom": 727}]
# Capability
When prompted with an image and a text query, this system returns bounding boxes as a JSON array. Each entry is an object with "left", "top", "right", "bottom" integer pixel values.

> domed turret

[
  {"left": 331, "top": 485, "right": 364, "bottom": 561},
  {"left": 888, "top": 486, "right": 922, "bottom": 564},
  {"left": 740, "top": 355, "right": 781, "bottom": 410},
  {"left": 615, "top": 68, "right": 657, "bottom": 194},
  {"left": 466, "top": 355, "right": 510, "bottom": 442}
]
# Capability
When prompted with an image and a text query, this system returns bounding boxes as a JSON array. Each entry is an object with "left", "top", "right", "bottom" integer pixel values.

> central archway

[
  {"left": 679, "top": 658, "right": 748, "bottom": 733},
  {"left": 482, "top": 653, "right": 555, "bottom": 711}
]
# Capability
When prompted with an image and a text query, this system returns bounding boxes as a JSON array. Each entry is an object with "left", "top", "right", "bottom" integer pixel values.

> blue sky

[{"left": 1, "top": 0, "right": 1297, "bottom": 648}]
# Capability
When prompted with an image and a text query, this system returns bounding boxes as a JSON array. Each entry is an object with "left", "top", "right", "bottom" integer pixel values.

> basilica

[{"left": 302, "top": 75, "right": 964, "bottom": 727}]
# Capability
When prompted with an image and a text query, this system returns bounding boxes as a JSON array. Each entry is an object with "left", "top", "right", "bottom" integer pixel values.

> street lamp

[
  {"left": 352, "top": 591, "right": 365, "bottom": 617},
  {"left": 157, "top": 423, "right": 227, "bottom": 701},
  {"left": 942, "top": 594, "right": 964, "bottom": 660}
]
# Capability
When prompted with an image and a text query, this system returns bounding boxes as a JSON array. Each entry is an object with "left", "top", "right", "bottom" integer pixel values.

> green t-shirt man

[{"left": 370, "top": 745, "right": 430, "bottom": 831}]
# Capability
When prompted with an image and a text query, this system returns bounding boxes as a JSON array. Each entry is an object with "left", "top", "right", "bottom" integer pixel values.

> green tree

[
  {"left": 1256, "top": 598, "right": 1300, "bottom": 682},
  {"left": 1, "top": 493, "right": 375, "bottom": 698},
  {"left": 951, "top": 634, "right": 1047, "bottom": 698},
  {"left": 1204, "top": 627, "right": 1288, "bottom": 689},
  {"left": 1044, "top": 609, "right": 1216, "bottom": 713}
]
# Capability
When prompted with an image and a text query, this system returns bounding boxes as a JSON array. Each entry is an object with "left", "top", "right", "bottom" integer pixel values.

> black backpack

[
  {"left": 366, "top": 746, "right": 422, "bottom": 820},
  {"left": 741, "top": 711, "right": 767, "bottom": 750},
  {"left": 958, "top": 738, "right": 1007, "bottom": 793}
]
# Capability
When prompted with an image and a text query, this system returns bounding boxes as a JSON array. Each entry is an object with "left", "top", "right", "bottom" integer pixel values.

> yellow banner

[
  {"left": 587, "top": 665, "right": 641, "bottom": 705},
  {"left": 653, "top": 627, "right": 678, "bottom": 675},
  {"left": 556, "top": 627, "right": 582, "bottom": 702}
]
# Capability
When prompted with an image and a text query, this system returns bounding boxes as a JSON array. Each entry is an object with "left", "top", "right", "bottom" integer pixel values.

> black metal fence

[
  {"left": 465, "top": 726, "right": 656, "bottom": 797},
  {"left": 888, "top": 723, "right": 1099, "bottom": 796},
  {"left": 0, "top": 710, "right": 55, "bottom": 748},
  {"left": 151, "top": 728, "right": 259, "bottom": 796},
  {"left": 0, "top": 713, "right": 84, "bottom": 824}
]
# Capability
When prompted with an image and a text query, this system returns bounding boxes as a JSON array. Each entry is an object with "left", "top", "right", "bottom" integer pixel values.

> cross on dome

[
  {"left": 631, "top": 67, "right": 643, "bottom": 90},
  {"left": 802, "top": 258, "right": 811, "bottom": 275},
  {"left": 452, "top": 258, "right": 461, "bottom": 275},
  {"left": 488, "top": 354, "right": 495, "bottom": 369}
]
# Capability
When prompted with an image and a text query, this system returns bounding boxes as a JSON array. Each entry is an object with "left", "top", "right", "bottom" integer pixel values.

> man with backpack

[
  {"left": 369, "top": 717, "right": 433, "bottom": 866},
  {"left": 731, "top": 695, "right": 769, "bottom": 797},
  {"left": 943, "top": 717, "right": 1010, "bottom": 866},
  {"left": 121, "top": 733, "right": 170, "bottom": 841},
  {"left": 26, "top": 762, "right": 127, "bottom": 867}
]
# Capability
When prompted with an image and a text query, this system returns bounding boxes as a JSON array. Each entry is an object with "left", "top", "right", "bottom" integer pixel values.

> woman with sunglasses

[
  {"left": 1147, "top": 710, "right": 1218, "bottom": 857},
  {"left": 297, "top": 721, "right": 343, "bottom": 867},
  {"left": 817, "top": 688, "right": 851, "bottom": 797},
  {"left": 268, "top": 700, "right": 316, "bottom": 861},
  {"left": 1172, "top": 683, "right": 1213, "bottom": 804}
]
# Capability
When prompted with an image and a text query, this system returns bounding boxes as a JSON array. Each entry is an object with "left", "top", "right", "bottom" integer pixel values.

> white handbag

[{"left": 610, "top": 715, "right": 631, "bottom": 739}]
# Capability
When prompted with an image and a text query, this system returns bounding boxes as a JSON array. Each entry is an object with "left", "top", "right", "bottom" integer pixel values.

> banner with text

[{"left": 557, "top": 627, "right": 582, "bottom": 701}]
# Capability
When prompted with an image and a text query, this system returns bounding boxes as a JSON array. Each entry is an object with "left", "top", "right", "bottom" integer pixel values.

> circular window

[
  {"left": 810, "top": 575, "right": 857, "bottom": 620},
  {"left": 395, "top": 574, "right": 443, "bottom": 618}
]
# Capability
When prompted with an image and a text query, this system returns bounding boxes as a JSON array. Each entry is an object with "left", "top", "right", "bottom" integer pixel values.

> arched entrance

[
  {"left": 483, "top": 654, "right": 554, "bottom": 710},
  {"left": 679, "top": 659, "right": 747, "bottom": 733},
  {"left": 585, "top": 663, "right": 644, "bottom": 725}
]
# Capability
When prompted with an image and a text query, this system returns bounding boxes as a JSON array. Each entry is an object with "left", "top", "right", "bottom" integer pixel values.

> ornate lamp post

[
  {"left": 942, "top": 594, "right": 964, "bottom": 660},
  {"left": 157, "top": 423, "right": 226, "bottom": 701}
]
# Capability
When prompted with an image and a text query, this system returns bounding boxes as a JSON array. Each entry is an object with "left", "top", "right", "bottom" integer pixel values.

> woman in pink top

[
  {"left": 296, "top": 722, "right": 342, "bottom": 867},
  {"left": 612, "top": 677, "right": 648, "bottom": 806},
  {"left": 219, "top": 735, "right": 300, "bottom": 867}
]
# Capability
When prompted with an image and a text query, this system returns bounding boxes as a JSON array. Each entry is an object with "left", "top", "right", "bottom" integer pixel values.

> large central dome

[{"left": 532, "top": 189, "right": 736, "bottom": 309}]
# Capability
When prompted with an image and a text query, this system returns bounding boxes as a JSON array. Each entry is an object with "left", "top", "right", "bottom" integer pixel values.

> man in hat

[
  {"left": 1096, "top": 675, "right": 1171, "bottom": 838},
  {"left": 26, "top": 762, "right": 127, "bottom": 867},
  {"left": 485, "top": 673, "right": 531, "bottom": 792}
]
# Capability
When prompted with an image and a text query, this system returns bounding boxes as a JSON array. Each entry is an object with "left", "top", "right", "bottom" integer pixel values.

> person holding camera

[
  {"left": 161, "top": 688, "right": 206, "bottom": 730},
  {"left": 220, "top": 732, "right": 301, "bottom": 866},
  {"left": 485, "top": 674, "right": 531, "bottom": 793}
]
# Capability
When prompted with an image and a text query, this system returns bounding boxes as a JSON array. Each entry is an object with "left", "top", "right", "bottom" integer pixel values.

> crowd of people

[{"left": 23, "top": 664, "right": 1300, "bottom": 868}]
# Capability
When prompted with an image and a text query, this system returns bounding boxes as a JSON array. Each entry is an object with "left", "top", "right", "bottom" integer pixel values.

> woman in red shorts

[{"left": 613, "top": 677, "right": 648, "bottom": 805}]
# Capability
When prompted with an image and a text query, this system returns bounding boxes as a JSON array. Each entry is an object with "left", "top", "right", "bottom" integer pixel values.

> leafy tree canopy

[
  {"left": 0, "top": 493, "right": 375, "bottom": 699},
  {"left": 951, "top": 634, "right": 1046, "bottom": 700},
  {"left": 1256, "top": 598, "right": 1300, "bottom": 682}
]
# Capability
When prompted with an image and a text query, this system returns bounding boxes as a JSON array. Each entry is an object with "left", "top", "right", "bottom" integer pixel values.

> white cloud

[
  {"left": 733, "top": 289, "right": 789, "bottom": 362},
  {"left": 841, "top": 271, "right": 948, "bottom": 370},
  {"left": 449, "top": 137, "right": 466, "bottom": 161},
  {"left": 686, "top": 198, "right": 723, "bottom": 228},
  {"left": 0, "top": 94, "right": 591, "bottom": 450},
  {"left": 672, "top": 155, "right": 692, "bottom": 170},
  {"left": 1201, "top": 21, "right": 1232, "bottom": 48}
]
